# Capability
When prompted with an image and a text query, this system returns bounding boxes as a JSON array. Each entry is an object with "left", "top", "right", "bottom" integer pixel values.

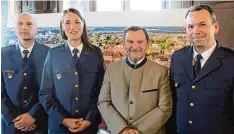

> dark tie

[
  {"left": 72, "top": 48, "right": 79, "bottom": 68},
  {"left": 194, "top": 54, "right": 203, "bottom": 78},
  {"left": 23, "top": 50, "right": 29, "bottom": 66}
]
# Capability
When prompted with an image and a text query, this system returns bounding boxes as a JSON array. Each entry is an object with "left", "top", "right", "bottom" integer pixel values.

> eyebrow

[
  {"left": 187, "top": 21, "right": 207, "bottom": 25},
  {"left": 64, "top": 19, "right": 80, "bottom": 21},
  {"left": 126, "top": 39, "right": 144, "bottom": 42},
  {"left": 17, "top": 21, "right": 33, "bottom": 23},
  {"left": 126, "top": 39, "right": 133, "bottom": 42}
]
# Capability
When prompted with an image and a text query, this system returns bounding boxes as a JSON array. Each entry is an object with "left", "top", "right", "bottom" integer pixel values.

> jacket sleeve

[
  {"left": 28, "top": 48, "right": 49, "bottom": 120},
  {"left": 131, "top": 67, "right": 173, "bottom": 133},
  {"left": 85, "top": 48, "right": 104, "bottom": 125},
  {"left": 28, "top": 103, "right": 45, "bottom": 119},
  {"left": 98, "top": 65, "right": 128, "bottom": 134},
  {"left": 1, "top": 69, "right": 20, "bottom": 125},
  {"left": 165, "top": 54, "right": 177, "bottom": 134},
  {"left": 39, "top": 49, "right": 69, "bottom": 123},
  {"left": 233, "top": 77, "right": 234, "bottom": 127}
]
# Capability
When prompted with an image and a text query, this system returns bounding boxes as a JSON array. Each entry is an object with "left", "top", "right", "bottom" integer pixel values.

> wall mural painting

[{"left": 4, "top": 26, "right": 187, "bottom": 68}]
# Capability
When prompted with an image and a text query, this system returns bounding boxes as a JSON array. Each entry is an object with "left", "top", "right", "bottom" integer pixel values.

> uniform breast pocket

[
  {"left": 84, "top": 67, "right": 98, "bottom": 86},
  {"left": 53, "top": 68, "right": 70, "bottom": 81},
  {"left": 85, "top": 67, "right": 98, "bottom": 77},
  {"left": 205, "top": 80, "right": 229, "bottom": 90},
  {"left": 173, "top": 74, "right": 185, "bottom": 88},
  {"left": 52, "top": 68, "right": 74, "bottom": 96},
  {"left": 173, "top": 74, "right": 186, "bottom": 100},
  {"left": 85, "top": 67, "right": 98, "bottom": 73},
  {"left": 3, "top": 68, "right": 18, "bottom": 80},
  {"left": 203, "top": 80, "right": 230, "bottom": 108}
]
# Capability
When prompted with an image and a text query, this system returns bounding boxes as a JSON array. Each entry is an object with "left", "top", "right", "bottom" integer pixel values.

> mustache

[
  {"left": 129, "top": 49, "right": 141, "bottom": 52},
  {"left": 20, "top": 32, "right": 30, "bottom": 34},
  {"left": 23, "top": 38, "right": 33, "bottom": 41},
  {"left": 191, "top": 35, "right": 205, "bottom": 39}
]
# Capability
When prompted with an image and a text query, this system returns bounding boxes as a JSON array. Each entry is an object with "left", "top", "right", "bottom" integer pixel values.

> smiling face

[
  {"left": 123, "top": 30, "right": 149, "bottom": 63},
  {"left": 185, "top": 9, "right": 219, "bottom": 52},
  {"left": 14, "top": 13, "right": 37, "bottom": 41},
  {"left": 61, "top": 12, "right": 84, "bottom": 41}
]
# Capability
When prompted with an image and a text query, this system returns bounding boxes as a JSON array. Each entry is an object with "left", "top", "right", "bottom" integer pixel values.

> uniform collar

[
  {"left": 67, "top": 41, "right": 83, "bottom": 57},
  {"left": 193, "top": 42, "right": 217, "bottom": 61},
  {"left": 18, "top": 41, "right": 34, "bottom": 58}
]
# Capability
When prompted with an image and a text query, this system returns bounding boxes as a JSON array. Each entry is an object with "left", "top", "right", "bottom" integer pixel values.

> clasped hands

[
  {"left": 62, "top": 118, "right": 91, "bottom": 133},
  {"left": 13, "top": 113, "right": 36, "bottom": 132},
  {"left": 120, "top": 127, "right": 140, "bottom": 134}
]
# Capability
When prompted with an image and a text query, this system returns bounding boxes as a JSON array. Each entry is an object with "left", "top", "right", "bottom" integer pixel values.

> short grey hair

[
  {"left": 185, "top": 5, "right": 217, "bottom": 23},
  {"left": 14, "top": 12, "right": 37, "bottom": 27},
  {"left": 123, "top": 26, "right": 150, "bottom": 44}
]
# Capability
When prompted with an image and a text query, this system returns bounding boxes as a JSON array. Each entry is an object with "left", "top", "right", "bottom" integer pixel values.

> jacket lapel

[
  {"left": 78, "top": 47, "right": 87, "bottom": 65},
  {"left": 181, "top": 46, "right": 195, "bottom": 81},
  {"left": 193, "top": 45, "right": 224, "bottom": 83},
  {"left": 23, "top": 41, "right": 40, "bottom": 71},
  {"left": 12, "top": 43, "right": 24, "bottom": 68},
  {"left": 60, "top": 42, "right": 76, "bottom": 66}
]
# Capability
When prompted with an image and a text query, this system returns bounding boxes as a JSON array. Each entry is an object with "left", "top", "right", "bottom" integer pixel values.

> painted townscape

[{"left": 3, "top": 26, "right": 187, "bottom": 68}]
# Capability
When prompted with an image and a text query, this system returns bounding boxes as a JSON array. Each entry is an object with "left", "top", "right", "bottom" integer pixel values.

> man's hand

[
  {"left": 120, "top": 128, "right": 129, "bottom": 134},
  {"left": 13, "top": 113, "right": 36, "bottom": 130},
  {"left": 131, "top": 129, "right": 140, "bottom": 134},
  {"left": 69, "top": 120, "right": 91, "bottom": 133},
  {"left": 120, "top": 128, "right": 140, "bottom": 134},
  {"left": 133, "top": 129, "right": 140, "bottom": 134},
  {"left": 62, "top": 118, "right": 83, "bottom": 130},
  {"left": 20, "top": 124, "right": 36, "bottom": 132}
]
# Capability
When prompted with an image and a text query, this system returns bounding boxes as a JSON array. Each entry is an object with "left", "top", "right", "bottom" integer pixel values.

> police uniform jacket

[
  {"left": 1, "top": 41, "right": 49, "bottom": 134},
  {"left": 39, "top": 42, "right": 104, "bottom": 134},
  {"left": 167, "top": 44, "right": 234, "bottom": 134}
]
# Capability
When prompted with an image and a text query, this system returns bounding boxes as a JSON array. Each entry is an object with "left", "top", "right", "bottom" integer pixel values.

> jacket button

[
  {"left": 189, "top": 120, "right": 193, "bottom": 124},
  {"left": 190, "top": 103, "right": 194, "bottom": 107},
  {"left": 24, "top": 100, "right": 27, "bottom": 103},
  {"left": 129, "top": 117, "right": 133, "bottom": 120},
  {"left": 130, "top": 101, "right": 134, "bottom": 104},
  {"left": 75, "top": 97, "right": 79, "bottom": 101},
  {"left": 192, "top": 85, "right": 196, "bottom": 89},
  {"left": 74, "top": 72, "right": 78, "bottom": 75},
  {"left": 23, "top": 73, "right": 27, "bottom": 76},
  {"left": 24, "top": 87, "right": 27, "bottom": 90},
  {"left": 75, "top": 110, "right": 79, "bottom": 113},
  {"left": 75, "top": 84, "right": 79, "bottom": 88}
]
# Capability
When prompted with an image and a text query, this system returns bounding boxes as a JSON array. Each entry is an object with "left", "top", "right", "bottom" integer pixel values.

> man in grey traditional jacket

[{"left": 98, "top": 26, "right": 172, "bottom": 134}]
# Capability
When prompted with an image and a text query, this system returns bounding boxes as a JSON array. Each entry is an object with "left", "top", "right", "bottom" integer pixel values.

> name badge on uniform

[
  {"left": 56, "top": 73, "right": 62, "bottom": 80},
  {"left": 175, "top": 81, "right": 180, "bottom": 88},
  {"left": 5, "top": 69, "right": 15, "bottom": 79}
]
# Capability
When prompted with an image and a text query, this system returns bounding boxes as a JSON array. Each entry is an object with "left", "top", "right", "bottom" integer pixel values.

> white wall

[{"left": 7, "top": 9, "right": 188, "bottom": 27}]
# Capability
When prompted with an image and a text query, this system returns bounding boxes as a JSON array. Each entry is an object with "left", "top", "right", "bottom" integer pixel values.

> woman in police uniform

[{"left": 39, "top": 8, "right": 104, "bottom": 134}]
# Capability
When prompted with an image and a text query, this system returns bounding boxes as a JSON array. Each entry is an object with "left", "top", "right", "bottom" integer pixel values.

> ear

[
  {"left": 122, "top": 42, "right": 128, "bottom": 52},
  {"left": 184, "top": 26, "right": 187, "bottom": 35},
  {"left": 60, "top": 21, "right": 65, "bottom": 31},
  {"left": 121, "top": 42, "right": 125, "bottom": 48},
  {"left": 214, "top": 21, "right": 220, "bottom": 34},
  {"left": 146, "top": 40, "right": 150, "bottom": 49},
  {"left": 61, "top": 24, "right": 65, "bottom": 31},
  {"left": 14, "top": 27, "right": 19, "bottom": 38}
]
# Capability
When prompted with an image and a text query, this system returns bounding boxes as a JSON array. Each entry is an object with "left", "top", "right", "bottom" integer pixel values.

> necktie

[
  {"left": 23, "top": 50, "right": 29, "bottom": 66},
  {"left": 72, "top": 48, "right": 79, "bottom": 69},
  {"left": 194, "top": 54, "right": 203, "bottom": 78}
]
